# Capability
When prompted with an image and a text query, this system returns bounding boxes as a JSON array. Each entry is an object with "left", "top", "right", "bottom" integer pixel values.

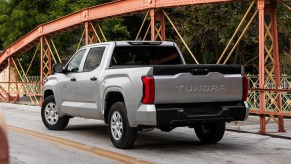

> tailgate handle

[{"left": 191, "top": 69, "right": 209, "bottom": 75}]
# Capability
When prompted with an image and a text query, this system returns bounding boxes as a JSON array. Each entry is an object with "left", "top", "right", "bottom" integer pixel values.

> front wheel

[
  {"left": 108, "top": 102, "right": 137, "bottom": 149},
  {"left": 41, "top": 95, "right": 69, "bottom": 130},
  {"left": 194, "top": 121, "right": 225, "bottom": 144}
]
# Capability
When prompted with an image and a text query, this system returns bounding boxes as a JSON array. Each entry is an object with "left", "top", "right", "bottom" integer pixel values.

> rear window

[{"left": 110, "top": 46, "right": 183, "bottom": 66}]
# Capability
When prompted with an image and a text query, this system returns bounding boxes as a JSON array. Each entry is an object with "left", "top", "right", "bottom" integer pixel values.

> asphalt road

[
  {"left": 9, "top": 130, "right": 116, "bottom": 164},
  {"left": 1, "top": 103, "right": 291, "bottom": 164}
]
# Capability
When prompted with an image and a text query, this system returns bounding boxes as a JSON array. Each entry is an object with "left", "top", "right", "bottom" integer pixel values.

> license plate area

[{"left": 182, "top": 105, "right": 221, "bottom": 116}]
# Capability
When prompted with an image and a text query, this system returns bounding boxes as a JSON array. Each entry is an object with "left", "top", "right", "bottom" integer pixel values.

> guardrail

[
  {"left": 0, "top": 76, "right": 41, "bottom": 105},
  {"left": 247, "top": 74, "right": 291, "bottom": 113}
]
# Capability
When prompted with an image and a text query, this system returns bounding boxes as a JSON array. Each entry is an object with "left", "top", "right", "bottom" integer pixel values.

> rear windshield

[{"left": 110, "top": 46, "right": 183, "bottom": 66}]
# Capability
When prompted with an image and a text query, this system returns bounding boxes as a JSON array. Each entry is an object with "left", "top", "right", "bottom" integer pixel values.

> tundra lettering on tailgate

[{"left": 176, "top": 84, "right": 226, "bottom": 93}]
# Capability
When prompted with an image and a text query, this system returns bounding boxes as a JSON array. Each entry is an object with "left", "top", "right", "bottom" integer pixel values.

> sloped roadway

[{"left": 1, "top": 103, "right": 291, "bottom": 164}]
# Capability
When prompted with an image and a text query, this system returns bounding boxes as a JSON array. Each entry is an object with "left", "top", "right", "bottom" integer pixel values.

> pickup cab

[{"left": 42, "top": 41, "right": 249, "bottom": 149}]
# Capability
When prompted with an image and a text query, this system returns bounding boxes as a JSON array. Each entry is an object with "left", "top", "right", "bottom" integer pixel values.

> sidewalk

[
  {"left": 227, "top": 115, "right": 291, "bottom": 139},
  {"left": 17, "top": 96, "right": 40, "bottom": 106}
]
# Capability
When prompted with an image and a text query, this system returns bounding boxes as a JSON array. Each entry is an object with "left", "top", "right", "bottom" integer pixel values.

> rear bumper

[{"left": 156, "top": 101, "right": 249, "bottom": 128}]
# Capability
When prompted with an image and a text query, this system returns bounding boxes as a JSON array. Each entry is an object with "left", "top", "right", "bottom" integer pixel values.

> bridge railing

[
  {"left": 2, "top": 74, "right": 291, "bottom": 113},
  {"left": 0, "top": 75, "right": 41, "bottom": 104},
  {"left": 247, "top": 74, "right": 291, "bottom": 114}
]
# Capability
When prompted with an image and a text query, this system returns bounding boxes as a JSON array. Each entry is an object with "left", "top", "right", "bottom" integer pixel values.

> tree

[
  {"left": 164, "top": 2, "right": 291, "bottom": 74},
  {"left": 0, "top": 0, "right": 129, "bottom": 75}
]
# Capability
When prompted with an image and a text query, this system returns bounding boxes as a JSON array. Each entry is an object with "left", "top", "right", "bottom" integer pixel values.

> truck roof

[{"left": 83, "top": 41, "right": 175, "bottom": 48}]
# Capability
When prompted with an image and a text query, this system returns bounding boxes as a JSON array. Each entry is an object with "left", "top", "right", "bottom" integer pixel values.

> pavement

[
  {"left": 1, "top": 102, "right": 291, "bottom": 164},
  {"left": 227, "top": 115, "right": 291, "bottom": 139},
  {"left": 9, "top": 130, "right": 116, "bottom": 164}
]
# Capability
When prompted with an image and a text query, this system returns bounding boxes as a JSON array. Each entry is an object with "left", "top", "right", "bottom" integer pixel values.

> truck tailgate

[{"left": 153, "top": 65, "right": 243, "bottom": 104}]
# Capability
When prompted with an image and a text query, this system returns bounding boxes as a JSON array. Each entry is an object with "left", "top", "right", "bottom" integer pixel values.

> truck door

[
  {"left": 59, "top": 49, "right": 87, "bottom": 115},
  {"left": 76, "top": 46, "right": 106, "bottom": 119}
]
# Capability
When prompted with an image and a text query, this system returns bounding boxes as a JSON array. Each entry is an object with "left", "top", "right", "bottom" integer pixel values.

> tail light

[
  {"left": 242, "top": 75, "right": 248, "bottom": 101},
  {"left": 141, "top": 76, "right": 155, "bottom": 104}
]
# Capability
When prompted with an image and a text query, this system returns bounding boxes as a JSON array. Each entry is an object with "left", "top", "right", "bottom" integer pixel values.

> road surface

[
  {"left": 9, "top": 130, "right": 117, "bottom": 164},
  {"left": 1, "top": 103, "right": 291, "bottom": 164}
]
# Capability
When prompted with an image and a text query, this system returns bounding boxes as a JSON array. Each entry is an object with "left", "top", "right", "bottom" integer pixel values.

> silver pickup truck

[{"left": 42, "top": 41, "right": 249, "bottom": 149}]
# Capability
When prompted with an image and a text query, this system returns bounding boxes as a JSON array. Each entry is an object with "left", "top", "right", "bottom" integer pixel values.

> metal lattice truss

[
  {"left": 248, "top": 75, "right": 291, "bottom": 113},
  {"left": 76, "top": 22, "right": 107, "bottom": 51},
  {"left": 41, "top": 37, "right": 63, "bottom": 80},
  {"left": 264, "top": 21, "right": 276, "bottom": 85}
]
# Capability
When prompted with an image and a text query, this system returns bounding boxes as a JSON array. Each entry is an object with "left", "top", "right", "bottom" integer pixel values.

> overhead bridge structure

[{"left": 0, "top": 0, "right": 290, "bottom": 134}]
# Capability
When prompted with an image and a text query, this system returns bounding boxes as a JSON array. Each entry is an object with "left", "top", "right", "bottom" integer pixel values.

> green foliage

[
  {"left": 168, "top": 3, "right": 258, "bottom": 65},
  {"left": 0, "top": 0, "right": 130, "bottom": 76},
  {"left": 101, "top": 18, "right": 130, "bottom": 40},
  {"left": 163, "top": 2, "right": 291, "bottom": 74},
  {"left": 280, "top": 51, "right": 291, "bottom": 74}
]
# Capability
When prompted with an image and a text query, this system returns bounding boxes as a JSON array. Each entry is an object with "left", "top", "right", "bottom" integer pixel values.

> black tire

[
  {"left": 194, "top": 121, "right": 225, "bottom": 144},
  {"left": 108, "top": 102, "right": 137, "bottom": 149},
  {"left": 41, "top": 95, "right": 69, "bottom": 130}
]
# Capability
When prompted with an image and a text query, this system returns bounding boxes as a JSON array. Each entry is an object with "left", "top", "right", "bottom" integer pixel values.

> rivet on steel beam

[
  {"left": 83, "top": 11, "right": 87, "bottom": 18},
  {"left": 82, "top": 10, "right": 89, "bottom": 20},
  {"left": 38, "top": 26, "right": 43, "bottom": 34},
  {"left": 258, "top": 0, "right": 265, "bottom": 10}
]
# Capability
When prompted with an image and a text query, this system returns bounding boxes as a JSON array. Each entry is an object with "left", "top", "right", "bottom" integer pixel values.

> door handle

[
  {"left": 90, "top": 76, "right": 97, "bottom": 81},
  {"left": 70, "top": 78, "right": 76, "bottom": 82}
]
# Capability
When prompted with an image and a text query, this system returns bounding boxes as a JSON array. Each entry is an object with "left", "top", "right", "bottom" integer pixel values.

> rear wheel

[
  {"left": 108, "top": 102, "right": 137, "bottom": 149},
  {"left": 41, "top": 95, "right": 69, "bottom": 130},
  {"left": 194, "top": 121, "right": 225, "bottom": 144}
]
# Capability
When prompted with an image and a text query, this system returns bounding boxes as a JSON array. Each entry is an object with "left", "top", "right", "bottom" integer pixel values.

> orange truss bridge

[{"left": 0, "top": 0, "right": 290, "bottom": 134}]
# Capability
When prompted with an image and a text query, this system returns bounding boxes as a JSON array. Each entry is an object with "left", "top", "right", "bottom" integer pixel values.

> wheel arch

[
  {"left": 44, "top": 89, "right": 54, "bottom": 100},
  {"left": 103, "top": 89, "right": 125, "bottom": 124}
]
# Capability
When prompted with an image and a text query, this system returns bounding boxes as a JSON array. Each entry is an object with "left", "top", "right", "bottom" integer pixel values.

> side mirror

[{"left": 53, "top": 63, "right": 63, "bottom": 73}]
